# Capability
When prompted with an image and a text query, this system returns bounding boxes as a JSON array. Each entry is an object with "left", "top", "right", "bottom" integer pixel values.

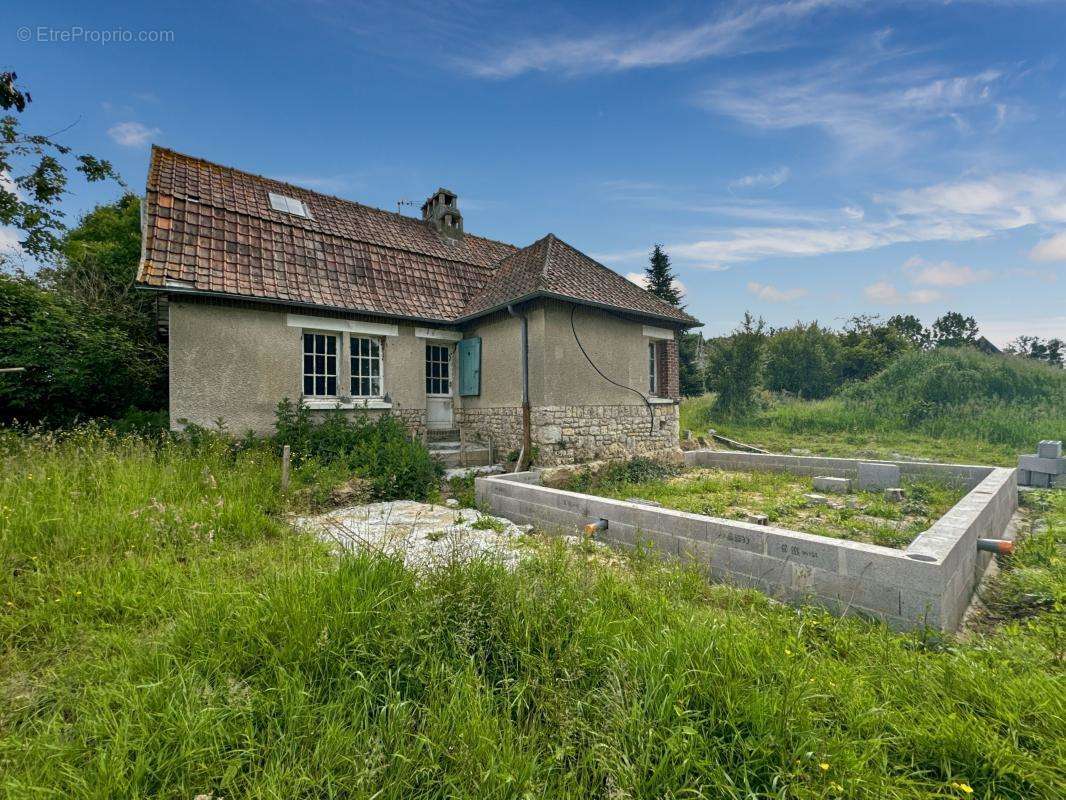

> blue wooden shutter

[{"left": 458, "top": 337, "right": 481, "bottom": 396}]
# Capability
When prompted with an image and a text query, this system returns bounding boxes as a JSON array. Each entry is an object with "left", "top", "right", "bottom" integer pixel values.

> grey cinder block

[
  {"left": 746, "top": 513, "right": 769, "bottom": 525},
  {"left": 1037, "top": 440, "right": 1062, "bottom": 459},
  {"left": 804, "top": 493, "right": 829, "bottom": 506},
  {"left": 1028, "top": 471, "right": 1052, "bottom": 488},
  {"left": 1018, "top": 455, "right": 1065, "bottom": 475},
  {"left": 858, "top": 462, "right": 902, "bottom": 490},
  {"left": 1017, "top": 469, "right": 1031, "bottom": 486},
  {"left": 813, "top": 475, "right": 850, "bottom": 493},
  {"left": 884, "top": 488, "right": 904, "bottom": 502}
]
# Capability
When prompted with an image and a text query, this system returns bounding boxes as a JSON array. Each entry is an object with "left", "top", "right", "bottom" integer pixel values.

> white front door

[{"left": 425, "top": 343, "right": 454, "bottom": 429}]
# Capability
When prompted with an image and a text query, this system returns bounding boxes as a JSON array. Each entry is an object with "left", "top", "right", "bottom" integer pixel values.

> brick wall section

[{"left": 661, "top": 337, "right": 680, "bottom": 400}]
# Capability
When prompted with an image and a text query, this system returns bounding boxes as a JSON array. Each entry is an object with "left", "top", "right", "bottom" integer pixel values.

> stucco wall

[
  {"left": 169, "top": 299, "right": 441, "bottom": 434},
  {"left": 169, "top": 296, "right": 683, "bottom": 458},
  {"left": 169, "top": 300, "right": 300, "bottom": 434},
  {"left": 540, "top": 299, "right": 660, "bottom": 406},
  {"left": 457, "top": 308, "right": 528, "bottom": 409}
]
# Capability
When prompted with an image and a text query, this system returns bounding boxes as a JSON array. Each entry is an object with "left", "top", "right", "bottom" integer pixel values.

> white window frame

[
  {"left": 425, "top": 343, "right": 452, "bottom": 397},
  {"left": 302, "top": 331, "right": 339, "bottom": 398},
  {"left": 648, "top": 341, "right": 659, "bottom": 396},
  {"left": 350, "top": 335, "right": 384, "bottom": 398}
]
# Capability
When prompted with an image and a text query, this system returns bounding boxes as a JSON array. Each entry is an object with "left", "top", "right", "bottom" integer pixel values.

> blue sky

[{"left": 6, "top": 0, "right": 1066, "bottom": 343}]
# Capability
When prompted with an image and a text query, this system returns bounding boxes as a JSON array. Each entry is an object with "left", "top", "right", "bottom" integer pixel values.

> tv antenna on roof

[{"left": 396, "top": 199, "right": 418, "bottom": 215}]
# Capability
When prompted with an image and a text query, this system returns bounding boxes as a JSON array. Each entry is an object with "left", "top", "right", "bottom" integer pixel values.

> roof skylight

[{"left": 268, "top": 192, "right": 310, "bottom": 217}]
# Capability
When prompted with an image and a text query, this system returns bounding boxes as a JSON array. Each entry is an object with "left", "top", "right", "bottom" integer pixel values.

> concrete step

[{"left": 426, "top": 428, "right": 460, "bottom": 442}]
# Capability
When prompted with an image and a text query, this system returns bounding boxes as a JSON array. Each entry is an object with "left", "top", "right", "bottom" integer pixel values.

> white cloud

[
  {"left": 107, "top": 121, "right": 160, "bottom": 148},
  {"left": 864, "top": 281, "right": 900, "bottom": 303},
  {"left": 600, "top": 170, "right": 1066, "bottom": 269},
  {"left": 461, "top": 0, "right": 846, "bottom": 78},
  {"left": 697, "top": 36, "right": 1006, "bottom": 155},
  {"left": 626, "top": 271, "right": 687, "bottom": 297},
  {"left": 747, "top": 281, "right": 807, "bottom": 302},
  {"left": 730, "top": 166, "right": 790, "bottom": 190},
  {"left": 863, "top": 280, "right": 941, "bottom": 304},
  {"left": 1030, "top": 231, "right": 1066, "bottom": 262},
  {"left": 901, "top": 256, "right": 992, "bottom": 287},
  {"left": 978, "top": 316, "right": 1066, "bottom": 349}
]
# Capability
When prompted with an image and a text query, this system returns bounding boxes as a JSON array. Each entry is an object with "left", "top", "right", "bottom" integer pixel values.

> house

[{"left": 136, "top": 147, "right": 701, "bottom": 466}]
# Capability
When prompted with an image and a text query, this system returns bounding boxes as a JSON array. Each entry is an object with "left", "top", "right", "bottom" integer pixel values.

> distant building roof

[{"left": 136, "top": 147, "right": 700, "bottom": 327}]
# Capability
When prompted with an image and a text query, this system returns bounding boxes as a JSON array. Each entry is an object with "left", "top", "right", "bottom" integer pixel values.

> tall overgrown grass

[
  {"left": 2, "top": 429, "right": 1065, "bottom": 797},
  {"left": 683, "top": 349, "right": 1065, "bottom": 463}
]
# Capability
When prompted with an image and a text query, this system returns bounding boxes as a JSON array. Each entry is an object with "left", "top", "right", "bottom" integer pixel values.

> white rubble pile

[{"left": 294, "top": 500, "right": 534, "bottom": 570}]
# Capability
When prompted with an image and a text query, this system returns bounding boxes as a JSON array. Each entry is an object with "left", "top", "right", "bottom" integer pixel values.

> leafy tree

[
  {"left": 836, "top": 315, "right": 911, "bottom": 384},
  {"left": 887, "top": 314, "right": 930, "bottom": 349},
  {"left": 644, "top": 244, "right": 683, "bottom": 306},
  {"left": 1, "top": 70, "right": 122, "bottom": 257},
  {"left": 931, "top": 312, "right": 979, "bottom": 348},
  {"left": 706, "top": 312, "right": 765, "bottom": 416},
  {"left": 1006, "top": 335, "right": 1064, "bottom": 367},
  {"left": 677, "top": 331, "right": 705, "bottom": 396},
  {"left": 0, "top": 275, "right": 161, "bottom": 424},
  {"left": 764, "top": 322, "right": 839, "bottom": 399},
  {"left": 39, "top": 194, "right": 160, "bottom": 343}
]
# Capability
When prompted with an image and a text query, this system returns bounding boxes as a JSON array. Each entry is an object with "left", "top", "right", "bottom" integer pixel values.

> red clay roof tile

[{"left": 137, "top": 147, "right": 699, "bottom": 326}]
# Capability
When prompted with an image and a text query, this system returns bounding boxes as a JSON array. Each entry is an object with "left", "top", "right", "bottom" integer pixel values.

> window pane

[
  {"left": 327, "top": 377, "right": 336, "bottom": 395},
  {"left": 304, "top": 376, "right": 313, "bottom": 395},
  {"left": 371, "top": 340, "right": 380, "bottom": 357},
  {"left": 315, "top": 376, "right": 325, "bottom": 395},
  {"left": 303, "top": 333, "right": 313, "bottom": 351},
  {"left": 370, "top": 359, "right": 379, "bottom": 376},
  {"left": 315, "top": 355, "right": 324, "bottom": 372},
  {"left": 426, "top": 378, "right": 432, "bottom": 393},
  {"left": 326, "top": 336, "right": 336, "bottom": 355},
  {"left": 371, "top": 377, "right": 380, "bottom": 396},
  {"left": 303, "top": 354, "right": 313, "bottom": 373}
]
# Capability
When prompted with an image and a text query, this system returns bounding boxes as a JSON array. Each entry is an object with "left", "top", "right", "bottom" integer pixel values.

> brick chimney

[{"left": 421, "top": 188, "right": 463, "bottom": 242}]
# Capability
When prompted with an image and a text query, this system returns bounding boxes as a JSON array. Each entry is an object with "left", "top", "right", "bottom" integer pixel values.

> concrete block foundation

[
  {"left": 858, "top": 462, "right": 902, "bottom": 490},
  {"left": 476, "top": 450, "right": 1017, "bottom": 632}
]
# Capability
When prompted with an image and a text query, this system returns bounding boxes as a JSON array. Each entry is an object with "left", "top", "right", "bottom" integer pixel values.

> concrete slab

[{"left": 858, "top": 462, "right": 902, "bottom": 490}]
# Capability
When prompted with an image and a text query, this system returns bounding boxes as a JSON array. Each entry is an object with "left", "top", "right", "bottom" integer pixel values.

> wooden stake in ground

[{"left": 281, "top": 445, "right": 291, "bottom": 493}]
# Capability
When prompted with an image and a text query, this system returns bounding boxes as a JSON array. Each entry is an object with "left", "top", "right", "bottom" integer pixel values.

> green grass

[
  {"left": 568, "top": 466, "right": 963, "bottom": 549},
  {"left": 2, "top": 429, "right": 1065, "bottom": 798},
  {"left": 681, "top": 349, "right": 1066, "bottom": 466}
]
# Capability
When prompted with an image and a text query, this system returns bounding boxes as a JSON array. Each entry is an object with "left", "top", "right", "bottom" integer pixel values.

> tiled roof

[
  {"left": 137, "top": 147, "right": 699, "bottom": 326},
  {"left": 462, "top": 235, "right": 699, "bottom": 325}
]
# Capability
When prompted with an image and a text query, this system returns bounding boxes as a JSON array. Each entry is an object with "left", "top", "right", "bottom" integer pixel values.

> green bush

[
  {"left": 0, "top": 275, "right": 164, "bottom": 425},
  {"left": 273, "top": 399, "right": 442, "bottom": 501},
  {"left": 764, "top": 322, "right": 839, "bottom": 399},
  {"left": 565, "top": 456, "right": 679, "bottom": 494}
]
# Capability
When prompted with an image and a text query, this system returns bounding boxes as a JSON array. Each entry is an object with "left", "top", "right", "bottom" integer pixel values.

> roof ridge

[
  {"left": 148, "top": 145, "right": 518, "bottom": 252},
  {"left": 538, "top": 234, "right": 698, "bottom": 321}
]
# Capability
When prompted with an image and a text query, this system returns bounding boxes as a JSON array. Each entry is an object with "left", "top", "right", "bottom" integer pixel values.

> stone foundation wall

[{"left": 459, "top": 403, "right": 680, "bottom": 466}]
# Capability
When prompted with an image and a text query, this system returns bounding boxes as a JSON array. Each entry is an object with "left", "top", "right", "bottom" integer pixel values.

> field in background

[
  {"left": 1, "top": 428, "right": 1064, "bottom": 798},
  {"left": 683, "top": 349, "right": 1066, "bottom": 465}
]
